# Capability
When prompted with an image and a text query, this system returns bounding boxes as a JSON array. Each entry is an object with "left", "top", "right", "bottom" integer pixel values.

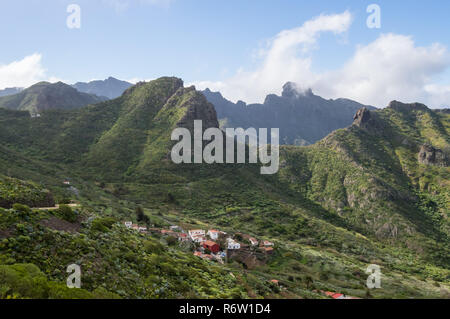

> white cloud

[
  {"left": 315, "top": 34, "right": 450, "bottom": 107},
  {"left": 0, "top": 54, "right": 50, "bottom": 89},
  {"left": 194, "top": 12, "right": 450, "bottom": 108},
  {"left": 193, "top": 11, "right": 353, "bottom": 103}
]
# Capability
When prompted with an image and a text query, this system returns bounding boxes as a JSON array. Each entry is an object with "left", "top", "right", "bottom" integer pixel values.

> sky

[{"left": 1, "top": 0, "right": 450, "bottom": 108}]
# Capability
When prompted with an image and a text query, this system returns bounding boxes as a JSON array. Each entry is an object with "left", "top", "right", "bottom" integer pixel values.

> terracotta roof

[{"left": 203, "top": 240, "right": 218, "bottom": 247}]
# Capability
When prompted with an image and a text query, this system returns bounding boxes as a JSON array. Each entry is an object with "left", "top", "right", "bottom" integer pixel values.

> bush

[
  {"left": 57, "top": 205, "right": 77, "bottom": 223},
  {"left": 12, "top": 203, "right": 31, "bottom": 214},
  {"left": 91, "top": 217, "right": 117, "bottom": 233}
]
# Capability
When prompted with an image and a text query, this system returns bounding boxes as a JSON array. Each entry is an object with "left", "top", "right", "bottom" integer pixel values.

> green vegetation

[{"left": 0, "top": 77, "right": 448, "bottom": 299}]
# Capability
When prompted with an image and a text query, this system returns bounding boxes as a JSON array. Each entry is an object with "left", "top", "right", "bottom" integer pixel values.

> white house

[
  {"left": 189, "top": 229, "right": 205, "bottom": 241},
  {"left": 124, "top": 221, "right": 133, "bottom": 229},
  {"left": 191, "top": 235, "right": 206, "bottom": 244},
  {"left": 227, "top": 238, "right": 241, "bottom": 250},
  {"left": 138, "top": 226, "right": 147, "bottom": 233},
  {"left": 263, "top": 240, "right": 274, "bottom": 247},
  {"left": 170, "top": 225, "right": 181, "bottom": 231},
  {"left": 207, "top": 230, "right": 221, "bottom": 240},
  {"left": 249, "top": 237, "right": 258, "bottom": 246}
]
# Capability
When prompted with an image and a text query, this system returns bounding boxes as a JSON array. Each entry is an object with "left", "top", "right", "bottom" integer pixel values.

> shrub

[
  {"left": 57, "top": 205, "right": 77, "bottom": 223},
  {"left": 12, "top": 203, "right": 31, "bottom": 214},
  {"left": 91, "top": 217, "right": 117, "bottom": 233}
]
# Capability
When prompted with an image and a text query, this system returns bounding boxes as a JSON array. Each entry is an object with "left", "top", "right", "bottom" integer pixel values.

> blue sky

[{"left": 1, "top": 0, "right": 450, "bottom": 107}]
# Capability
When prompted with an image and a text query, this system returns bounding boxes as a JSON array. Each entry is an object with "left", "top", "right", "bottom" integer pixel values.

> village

[
  {"left": 122, "top": 220, "right": 361, "bottom": 299},
  {"left": 122, "top": 221, "right": 275, "bottom": 265}
]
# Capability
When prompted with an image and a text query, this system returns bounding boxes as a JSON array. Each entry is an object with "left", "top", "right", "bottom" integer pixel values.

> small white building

[
  {"left": 170, "top": 225, "right": 181, "bottom": 231},
  {"left": 124, "top": 221, "right": 133, "bottom": 229},
  {"left": 207, "top": 230, "right": 221, "bottom": 240},
  {"left": 263, "top": 240, "right": 274, "bottom": 247},
  {"left": 227, "top": 238, "right": 241, "bottom": 250},
  {"left": 249, "top": 237, "right": 258, "bottom": 246},
  {"left": 191, "top": 235, "right": 206, "bottom": 244},
  {"left": 189, "top": 229, "right": 205, "bottom": 241},
  {"left": 138, "top": 226, "right": 147, "bottom": 233}
]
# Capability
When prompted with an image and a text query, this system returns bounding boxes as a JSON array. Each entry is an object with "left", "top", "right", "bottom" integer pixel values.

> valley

[{"left": 0, "top": 77, "right": 448, "bottom": 299}]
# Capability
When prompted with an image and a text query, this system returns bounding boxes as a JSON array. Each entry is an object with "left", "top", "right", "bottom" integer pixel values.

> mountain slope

[
  {"left": 72, "top": 77, "right": 132, "bottom": 99},
  {"left": 278, "top": 101, "right": 449, "bottom": 265},
  {"left": 0, "top": 77, "right": 448, "bottom": 299},
  {"left": 0, "top": 82, "right": 107, "bottom": 114},
  {"left": 203, "top": 82, "right": 375, "bottom": 145}
]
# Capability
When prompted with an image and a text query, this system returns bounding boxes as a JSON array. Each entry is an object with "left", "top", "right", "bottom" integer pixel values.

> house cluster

[
  {"left": 124, "top": 221, "right": 148, "bottom": 233},
  {"left": 122, "top": 221, "right": 275, "bottom": 263}
]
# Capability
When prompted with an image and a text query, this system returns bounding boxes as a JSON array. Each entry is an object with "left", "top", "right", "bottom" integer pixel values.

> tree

[
  {"left": 58, "top": 205, "right": 77, "bottom": 222},
  {"left": 136, "top": 206, "right": 149, "bottom": 225}
]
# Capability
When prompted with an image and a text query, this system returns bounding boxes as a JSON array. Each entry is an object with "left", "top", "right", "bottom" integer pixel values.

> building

[
  {"left": 263, "top": 247, "right": 274, "bottom": 254},
  {"left": 191, "top": 235, "right": 206, "bottom": 244},
  {"left": 189, "top": 230, "right": 206, "bottom": 243},
  {"left": 177, "top": 233, "right": 189, "bottom": 242},
  {"left": 63, "top": 180, "right": 71, "bottom": 185},
  {"left": 203, "top": 240, "right": 220, "bottom": 253},
  {"left": 207, "top": 229, "right": 221, "bottom": 240},
  {"left": 227, "top": 238, "right": 241, "bottom": 250},
  {"left": 138, "top": 226, "right": 147, "bottom": 233},
  {"left": 263, "top": 240, "right": 274, "bottom": 247},
  {"left": 124, "top": 221, "right": 133, "bottom": 229},
  {"left": 249, "top": 237, "right": 258, "bottom": 246},
  {"left": 170, "top": 225, "right": 181, "bottom": 231},
  {"left": 189, "top": 229, "right": 205, "bottom": 238}
]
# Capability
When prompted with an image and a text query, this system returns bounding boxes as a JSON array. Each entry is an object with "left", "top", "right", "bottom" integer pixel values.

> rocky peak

[
  {"left": 281, "top": 82, "right": 313, "bottom": 99},
  {"left": 353, "top": 107, "right": 372, "bottom": 127},
  {"left": 418, "top": 144, "right": 447, "bottom": 167},
  {"left": 176, "top": 89, "right": 219, "bottom": 131}
]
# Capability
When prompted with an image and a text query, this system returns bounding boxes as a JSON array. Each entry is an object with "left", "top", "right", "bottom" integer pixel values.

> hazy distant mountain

[
  {"left": 0, "top": 87, "right": 23, "bottom": 97},
  {"left": 203, "top": 82, "right": 376, "bottom": 145},
  {"left": 72, "top": 77, "right": 133, "bottom": 99},
  {"left": 0, "top": 81, "right": 107, "bottom": 114}
]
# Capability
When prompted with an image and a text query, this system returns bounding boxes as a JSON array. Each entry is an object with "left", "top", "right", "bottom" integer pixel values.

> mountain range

[
  {"left": 0, "top": 81, "right": 107, "bottom": 114},
  {"left": 0, "top": 87, "right": 23, "bottom": 97},
  {"left": 0, "top": 77, "right": 448, "bottom": 299},
  {"left": 72, "top": 77, "right": 133, "bottom": 99},
  {"left": 202, "top": 83, "right": 376, "bottom": 145}
]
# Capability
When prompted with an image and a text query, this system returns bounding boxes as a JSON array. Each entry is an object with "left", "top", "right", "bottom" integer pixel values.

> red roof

[{"left": 332, "top": 293, "right": 344, "bottom": 299}]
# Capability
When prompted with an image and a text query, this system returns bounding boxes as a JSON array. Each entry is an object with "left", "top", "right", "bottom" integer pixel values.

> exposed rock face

[
  {"left": 177, "top": 87, "right": 219, "bottom": 131},
  {"left": 203, "top": 83, "right": 375, "bottom": 145},
  {"left": 353, "top": 107, "right": 372, "bottom": 128},
  {"left": 418, "top": 144, "right": 447, "bottom": 167}
]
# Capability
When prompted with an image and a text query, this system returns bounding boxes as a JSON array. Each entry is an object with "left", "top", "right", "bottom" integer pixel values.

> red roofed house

[
  {"left": 177, "top": 233, "right": 189, "bottom": 242},
  {"left": 203, "top": 240, "right": 220, "bottom": 253}
]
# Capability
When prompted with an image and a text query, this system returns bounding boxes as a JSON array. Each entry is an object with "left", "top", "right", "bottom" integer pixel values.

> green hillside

[
  {"left": 0, "top": 77, "right": 448, "bottom": 299},
  {"left": 0, "top": 81, "right": 107, "bottom": 115}
]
